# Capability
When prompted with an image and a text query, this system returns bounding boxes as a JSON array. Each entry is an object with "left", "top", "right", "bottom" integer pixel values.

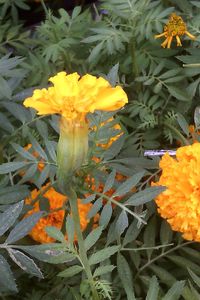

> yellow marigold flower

[
  {"left": 25, "top": 185, "right": 98, "bottom": 244},
  {"left": 23, "top": 72, "right": 128, "bottom": 191},
  {"left": 23, "top": 72, "right": 128, "bottom": 121},
  {"left": 155, "top": 13, "right": 196, "bottom": 48},
  {"left": 152, "top": 143, "right": 200, "bottom": 242}
]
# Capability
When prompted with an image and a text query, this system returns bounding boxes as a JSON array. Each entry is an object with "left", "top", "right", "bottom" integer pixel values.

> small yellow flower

[
  {"left": 152, "top": 143, "right": 200, "bottom": 242},
  {"left": 155, "top": 13, "right": 196, "bottom": 48}
]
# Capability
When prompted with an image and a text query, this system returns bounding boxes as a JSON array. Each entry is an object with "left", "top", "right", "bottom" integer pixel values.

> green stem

[
  {"left": 95, "top": 192, "right": 146, "bottom": 225},
  {"left": 68, "top": 187, "right": 99, "bottom": 300},
  {"left": 164, "top": 122, "right": 190, "bottom": 146},
  {"left": 135, "top": 241, "right": 195, "bottom": 279}
]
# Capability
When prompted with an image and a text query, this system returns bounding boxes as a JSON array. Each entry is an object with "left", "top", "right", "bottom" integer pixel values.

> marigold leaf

[
  {"left": 126, "top": 186, "right": 166, "bottom": 206},
  {"left": 6, "top": 211, "right": 43, "bottom": 244},
  {"left": 167, "top": 86, "right": 190, "bottom": 101},
  {"left": 8, "top": 249, "right": 43, "bottom": 278},
  {"left": 188, "top": 268, "right": 200, "bottom": 288},
  {"left": 113, "top": 170, "right": 145, "bottom": 197},
  {"left": 89, "top": 245, "right": 120, "bottom": 265},
  {"left": 18, "top": 244, "right": 68, "bottom": 262},
  {"left": 58, "top": 265, "right": 83, "bottom": 278},
  {"left": 116, "top": 210, "right": 129, "bottom": 237},
  {"left": 66, "top": 215, "right": 74, "bottom": 245},
  {"left": 99, "top": 203, "right": 113, "bottom": 228},
  {"left": 103, "top": 169, "right": 116, "bottom": 193},
  {"left": 117, "top": 253, "right": 136, "bottom": 300},
  {"left": 145, "top": 276, "right": 159, "bottom": 300},
  {"left": 84, "top": 226, "right": 103, "bottom": 251},
  {"left": 93, "top": 265, "right": 115, "bottom": 278},
  {"left": 0, "top": 161, "right": 29, "bottom": 174},
  {"left": 0, "top": 200, "right": 24, "bottom": 236},
  {"left": 176, "top": 113, "right": 189, "bottom": 136},
  {"left": 0, "top": 185, "right": 29, "bottom": 204},
  {"left": 162, "top": 280, "right": 185, "bottom": 300},
  {"left": 0, "top": 254, "right": 18, "bottom": 292},
  {"left": 45, "top": 226, "right": 65, "bottom": 242}
]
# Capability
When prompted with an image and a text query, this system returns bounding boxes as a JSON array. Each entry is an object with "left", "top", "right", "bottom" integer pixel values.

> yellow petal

[{"left": 88, "top": 86, "right": 128, "bottom": 112}]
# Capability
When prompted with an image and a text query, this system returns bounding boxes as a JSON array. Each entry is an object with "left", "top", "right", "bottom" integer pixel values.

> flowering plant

[{"left": 0, "top": 0, "right": 200, "bottom": 299}]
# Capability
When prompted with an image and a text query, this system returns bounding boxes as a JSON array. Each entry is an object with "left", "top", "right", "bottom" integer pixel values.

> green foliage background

[{"left": 0, "top": 0, "right": 200, "bottom": 299}]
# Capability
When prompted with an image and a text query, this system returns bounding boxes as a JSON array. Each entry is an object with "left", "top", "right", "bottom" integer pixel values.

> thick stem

[{"left": 68, "top": 187, "right": 99, "bottom": 300}]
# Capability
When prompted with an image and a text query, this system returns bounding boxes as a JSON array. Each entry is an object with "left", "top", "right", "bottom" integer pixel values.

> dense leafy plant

[{"left": 0, "top": 0, "right": 200, "bottom": 299}]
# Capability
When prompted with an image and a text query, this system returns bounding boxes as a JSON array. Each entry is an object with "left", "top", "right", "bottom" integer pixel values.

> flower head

[
  {"left": 25, "top": 185, "right": 98, "bottom": 243},
  {"left": 23, "top": 72, "right": 128, "bottom": 121},
  {"left": 152, "top": 143, "right": 200, "bottom": 242},
  {"left": 155, "top": 13, "right": 195, "bottom": 48}
]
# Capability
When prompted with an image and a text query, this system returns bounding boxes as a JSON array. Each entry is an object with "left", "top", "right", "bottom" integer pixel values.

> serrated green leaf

[
  {"left": 167, "top": 86, "right": 190, "bottom": 101},
  {"left": 167, "top": 255, "right": 200, "bottom": 276},
  {"left": 6, "top": 211, "right": 43, "bottom": 243},
  {"left": 103, "top": 169, "right": 116, "bottom": 193},
  {"left": 149, "top": 264, "right": 176, "bottom": 286},
  {"left": 87, "top": 198, "right": 103, "bottom": 218},
  {"left": 84, "top": 226, "right": 103, "bottom": 251},
  {"left": 160, "top": 220, "right": 173, "bottom": 246},
  {"left": 176, "top": 113, "right": 189, "bottom": 136},
  {"left": 104, "top": 135, "right": 125, "bottom": 160},
  {"left": 93, "top": 265, "right": 115, "bottom": 278},
  {"left": 58, "top": 265, "right": 83, "bottom": 277},
  {"left": 162, "top": 281, "right": 185, "bottom": 300},
  {"left": 143, "top": 216, "right": 156, "bottom": 259},
  {"left": 126, "top": 186, "right": 166, "bottom": 206},
  {"left": 123, "top": 219, "right": 143, "bottom": 247},
  {"left": 18, "top": 243, "right": 69, "bottom": 262},
  {"left": 113, "top": 170, "right": 145, "bottom": 197},
  {"left": 45, "top": 226, "right": 65, "bottom": 242},
  {"left": 0, "top": 200, "right": 24, "bottom": 237},
  {"left": 194, "top": 106, "right": 200, "bottom": 129},
  {"left": 0, "top": 161, "right": 28, "bottom": 174},
  {"left": 0, "top": 254, "right": 18, "bottom": 292},
  {"left": 0, "top": 185, "right": 29, "bottom": 204},
  {"left": 0, "top": 76, "right": 12, "bottom": 99},
  {"left": 89, "top": 245, "right": 120, "bottom": 265},
  {"left": 116, "top": 210, "right": 128, "bottom": 237},
  {"left": 117, "top": 253, "right": 136, "bottom": 300},
  {"left": 153, "top": 82, "right": 162, "bottom": 94},
  {"left": 8, "top": 249, "right": 43, "bottom": 278},
  {"left": 99, "top": 203, "right": 113, "bottom": 228},
  {"left": 11, "top": 143, "right": 36, "bottom": 161},
  {"left": 0, "top": 112, "right": 14, "bottom": 133},
  {"left": 146, "top": 276, "right": 159, "bottom": 300},
  {"left": 66, "top": 215, "right": 74, "bottom": 244},
  {"left": 188, "top": 268, "right": 200, "bottom": 288},
  {"left": 29, "top": 133, "right": 48, "bottom": 161}
]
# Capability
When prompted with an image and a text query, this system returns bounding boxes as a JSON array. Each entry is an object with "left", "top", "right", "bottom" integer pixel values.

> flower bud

[{"left": 57, "top": 116, "right": 88, "bottom": 192}]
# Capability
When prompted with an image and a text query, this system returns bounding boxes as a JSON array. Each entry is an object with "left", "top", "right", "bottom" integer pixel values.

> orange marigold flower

[
  {"left": 25, "top": 186, "right": 98, "bottom": 244},
  {"left": 155, "top": 13, "right": 195, "bottom": 48},
  {"left": 152, "top": 143, "right": 200, "bottom": 242}
]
